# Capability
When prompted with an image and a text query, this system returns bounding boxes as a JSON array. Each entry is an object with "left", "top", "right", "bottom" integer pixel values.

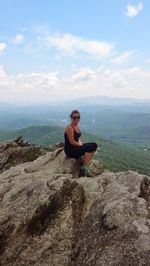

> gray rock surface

[
  {"left": 0, "top": 137, "right": 44, "bottom": 173},
  {"left": 0, "top": 140, "right": 150, "bottom": 266}
]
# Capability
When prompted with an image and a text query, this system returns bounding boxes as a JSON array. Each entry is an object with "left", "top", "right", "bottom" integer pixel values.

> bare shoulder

[{"left": 65, "top": 125, "right": 73, "bottom": 133}]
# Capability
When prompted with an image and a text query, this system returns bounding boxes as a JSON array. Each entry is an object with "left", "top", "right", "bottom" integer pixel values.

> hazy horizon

[{"left": 1, "top": 95, "right": 150, "bottom": 107}]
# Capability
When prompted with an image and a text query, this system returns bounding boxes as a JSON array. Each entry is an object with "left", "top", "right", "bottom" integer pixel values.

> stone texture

[
  {"left": 0, "top": 139, "right": 150, "bottom": 266},
  {"left": 75, "top": 171, "right": 150, "bottom": 266},
  {"left": 0, "top": 137, "right": 44, "bottom": 173}
]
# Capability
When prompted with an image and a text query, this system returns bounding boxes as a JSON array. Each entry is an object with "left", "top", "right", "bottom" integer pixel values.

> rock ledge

[{"left": 0, "top": 140, "right": 150, "bottom": 266}]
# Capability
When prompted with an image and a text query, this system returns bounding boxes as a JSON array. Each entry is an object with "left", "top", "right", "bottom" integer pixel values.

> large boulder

[
  {"left": 0, "top": 140, "right": 150, "bottom": 266},
  {"left": 0, "top": 147, "right": 85, "bottom": 266},
  {"left": 75, "top": 171, "right": 150, "bottom": 266}
]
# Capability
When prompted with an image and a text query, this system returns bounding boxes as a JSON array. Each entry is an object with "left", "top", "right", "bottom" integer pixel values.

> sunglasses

[{"left": 72, "top": 116, "right": 80, "bottom": 120}]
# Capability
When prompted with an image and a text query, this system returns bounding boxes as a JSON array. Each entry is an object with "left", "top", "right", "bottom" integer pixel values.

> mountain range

[{"left": 0, "top": 97, "right": 150, "bottom": 145}]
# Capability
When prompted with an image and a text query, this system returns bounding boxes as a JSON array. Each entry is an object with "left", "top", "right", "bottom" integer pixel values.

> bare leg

[{"left": 83, "top": 152, "right": 94, "bottom": 165}]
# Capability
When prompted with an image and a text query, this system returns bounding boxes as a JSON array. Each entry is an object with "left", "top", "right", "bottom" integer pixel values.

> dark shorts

[{"left": 65, "top": 142, "right": 97, "bottom": 159}]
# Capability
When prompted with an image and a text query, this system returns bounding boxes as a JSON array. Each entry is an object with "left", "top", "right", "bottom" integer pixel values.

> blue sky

[{"left": 0, "top": 0, "right": 150, "bottom": 104}]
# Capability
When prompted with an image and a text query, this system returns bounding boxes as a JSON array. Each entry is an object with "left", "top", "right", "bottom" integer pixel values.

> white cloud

[
  {"left": 47, "top": 33, "right": 115, "bottom": 57},
  {"left": 0, "top": 67, "right": 60, "bottom": 103},
  {"left": 0, "top": 65, "right": 150, "bottom": 104},
  {"left": 0, "top": 42, "right": 7, "bottom": 55},
  {"left": 0, "top": 65, "right": 6, "bottom": 78},
  {"left": 72, "top": 67, "right": 95, "bottom": 82},
  {"left": 14, "top": 29, "right": 135, "bottom": 64},
  {"left": 125, "top": 2, "right": 143, "bottom": 18},
  {"left": 46, "top": 33, "right": 135, "bottom": 64},
  {"left": 13, "top": 34, "right": 25, "bottom": 44},
  {"left": 111, "top": 50, "right": 135, "bottom": 64}
]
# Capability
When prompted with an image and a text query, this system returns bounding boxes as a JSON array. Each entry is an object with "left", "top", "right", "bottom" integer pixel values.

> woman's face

[{"left": 71, "top": 112, "right": 80, "bottom": 125}]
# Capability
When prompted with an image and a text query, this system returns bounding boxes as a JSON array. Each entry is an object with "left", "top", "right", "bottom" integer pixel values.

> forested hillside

[{"left": 0, "top": 125, "right": 150, "bottom": 175}]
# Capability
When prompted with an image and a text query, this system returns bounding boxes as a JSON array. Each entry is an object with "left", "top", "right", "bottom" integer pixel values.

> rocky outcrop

[
  {"left": 0, "top": 139, "right": 150, "bottom": 266},
  {"left": 0, "top": 137, "right": 45, "bottom": 173}
]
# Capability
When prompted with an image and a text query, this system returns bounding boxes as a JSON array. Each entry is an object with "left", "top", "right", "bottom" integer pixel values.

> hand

[{"left": 78, "top": 142, "right": 83, "bottom": 146}]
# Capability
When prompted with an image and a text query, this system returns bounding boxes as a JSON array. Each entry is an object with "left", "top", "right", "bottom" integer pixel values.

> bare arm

[
  {"left": 66, "top": 126, "right": 82, "bottom": 146},
  {"left": 78, "top": 138, "right": 82, "bottom": 145}
]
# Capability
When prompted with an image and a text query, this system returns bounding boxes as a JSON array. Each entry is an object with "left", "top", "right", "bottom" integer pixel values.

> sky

[{"left": 0, "top": 0, "right": 150, "bottom": 104}]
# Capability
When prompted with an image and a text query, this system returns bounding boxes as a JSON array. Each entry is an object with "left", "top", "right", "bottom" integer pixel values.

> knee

[
  {"left": 92, "top": 142, "right": 97, "bottom": 151},
  {"left": 83, "top": 144, "right": 93, "bottom": 153}
]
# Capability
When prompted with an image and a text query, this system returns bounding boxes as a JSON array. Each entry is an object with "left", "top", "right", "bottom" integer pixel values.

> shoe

[{"left": 80, "top": 165, "right": 92, "bottom": 177}]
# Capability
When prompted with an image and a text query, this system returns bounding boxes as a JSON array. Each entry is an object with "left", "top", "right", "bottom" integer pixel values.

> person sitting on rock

[{"left": 64, "top": 110, "right": 97, "bottom": 176}]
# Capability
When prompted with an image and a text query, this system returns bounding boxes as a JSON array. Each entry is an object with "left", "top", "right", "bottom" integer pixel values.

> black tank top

[{"left": 64, "top": 126, "right": 81, "bottom": 155}]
